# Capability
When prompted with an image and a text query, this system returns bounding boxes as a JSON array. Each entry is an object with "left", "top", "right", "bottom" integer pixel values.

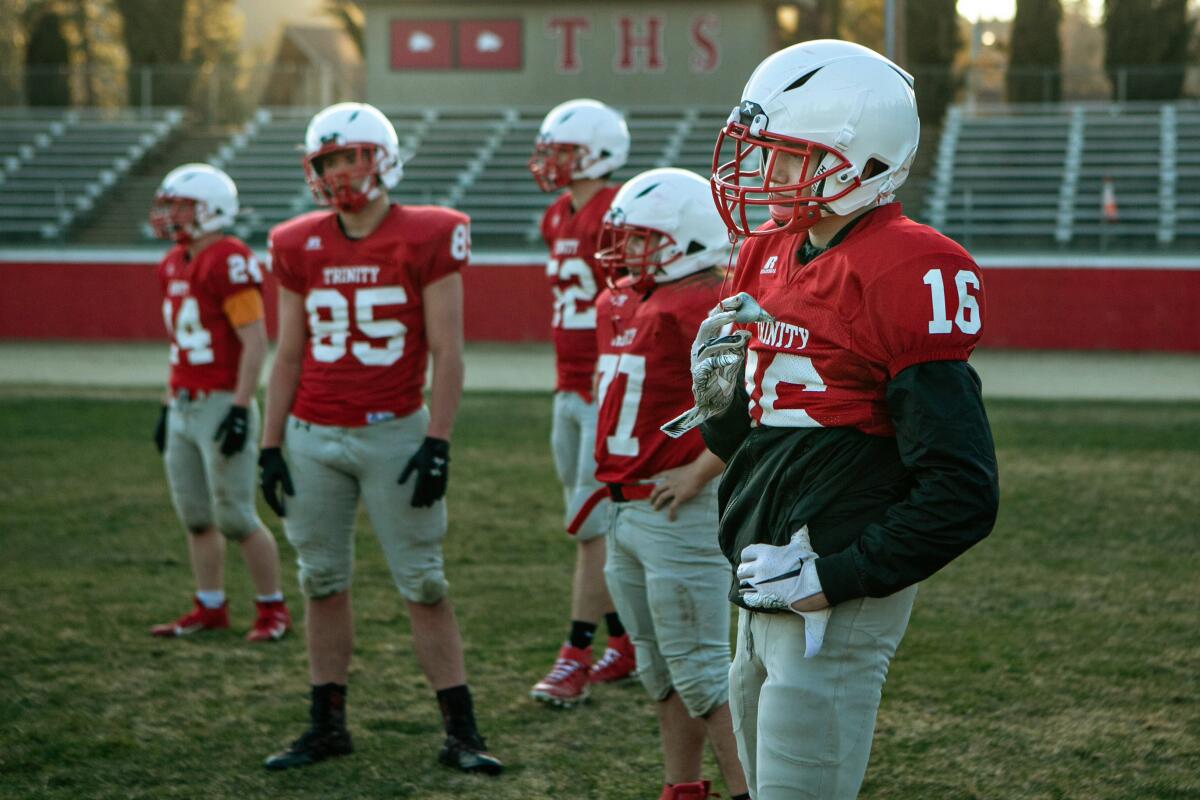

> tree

[
  {"left": 1105, "top": 0, "right": 1195, "bottom": 100},
  {"left": 1007, "top": 0, "right": 1063, "bottom": 102},
  {"left": 777, "top": 0, "right": 841, "bottom": 47},
  {"left": 840, "top": 0, "right": 884, "bottom": 52},
  {"left": 114, "top": 0, "right": 242, "bottom": 116},
  {"left": 324, "top": 0, "right": 363, "bottom": 57},
  {"left": 24, "top": 6, "right": 71, "bottom": 105},
  {"left": 113, "top": 0, "right": 188, "bottom": 106},
  {"left": 906, "top": 0, "right": 959, "bottom": 126},
  {"left": 184, "top": 0, "right": 245, "bottom": 121}
]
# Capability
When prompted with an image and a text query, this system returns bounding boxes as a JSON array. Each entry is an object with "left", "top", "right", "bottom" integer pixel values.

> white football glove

[
  {"left": 661, "top": 293, "right": 774, "bottom": 439},
  {"left": 737, "top": 527, "right": 830, "bottom": 658}
]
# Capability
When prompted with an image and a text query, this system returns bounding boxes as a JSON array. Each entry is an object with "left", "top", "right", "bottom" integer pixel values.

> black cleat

[
  {"left": 438, "top": 732, "right": 504, "bottom": 775},
  {"left": 264, "top": 725, "right": 354, "bottom": 771}
]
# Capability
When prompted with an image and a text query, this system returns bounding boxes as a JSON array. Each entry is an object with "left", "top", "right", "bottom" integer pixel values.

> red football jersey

[
  {"left": 268, "top": 204, "right": 470, "bottom": 427},
  {"left": 594, "top": 271, "right": 722, "bottom": 484},
  {"left": 157, "top": 236, "right": 264, "bottom": 393},
  {"left": 540, "top": 185, "right": 620, "bottom": 399},
  {"left": 732, "top": 203, "right": 985, "bottom": 437}
]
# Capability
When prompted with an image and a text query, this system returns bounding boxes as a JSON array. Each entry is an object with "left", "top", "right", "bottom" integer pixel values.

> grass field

[{"left": 2, "top": 392, "right": 1198, "bottom": 800}]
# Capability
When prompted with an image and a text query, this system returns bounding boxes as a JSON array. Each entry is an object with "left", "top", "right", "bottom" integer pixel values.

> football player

[
  {"left": 257, "top": 102, "right": 501, "bottom": 775},
  {"left": 527, "top": 99, "right": 636, "bottom": 706},
  {"left": 592, "top": 168, "right": 748, "bottom": 800},
  {"left": 698, "top": 40, "right": 1000, "bottom": 799},
  {"left": 149, "top": 163, "right": 292, "bottom": 643}
]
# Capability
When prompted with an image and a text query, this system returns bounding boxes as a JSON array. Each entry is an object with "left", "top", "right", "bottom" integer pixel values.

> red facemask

[
  {"left": 711, "top": 121, "right": 859, "bottom": 238},
  {"left": 149, "top": 195, "right": 199, "bottom": 243},
  {"left": 303, "top": 143, "right": 381, "bottom": 212},
  {"left": 595, "top": 221, "right": 678, "bottom": 294},
  {"left": 527, "top": 142, "right": 581, "bottom": 193}
]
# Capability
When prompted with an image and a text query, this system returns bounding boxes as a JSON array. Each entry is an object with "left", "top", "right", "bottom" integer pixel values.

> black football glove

[
  {"left": 153, "top": 405, "right": 169, "bottom": 454},
  {"left": 258, "top": 447, "right": 294, "bottom": 517},
  {"left": 214, "top": 405, "right": 249, "bottom": 456},
  {"left": 398, "top": 437, "right": 450, "bottom": 508}
]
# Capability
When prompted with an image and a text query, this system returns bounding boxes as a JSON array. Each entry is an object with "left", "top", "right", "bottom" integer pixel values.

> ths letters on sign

[
  {"left": 547, "top": 16, "right": 590, "bottom": 74},
  {"left": 614, "top": 15, "right": 665, "bottom": 73}
]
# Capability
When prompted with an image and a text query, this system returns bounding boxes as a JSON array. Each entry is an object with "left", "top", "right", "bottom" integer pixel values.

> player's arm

[
  {"left": 227, "top": 284, "right": 268, "bottom": 409},
  {"left": 261, "top": 286, "right": 306, "bottom": 449},
  {"left": 397, "top": 272, "right": 463, "bottom": 508},
  {"left": 212, "top": 319, "right": 267, "bottom": 458},
  {"left": 211, "top": 288, "right": 269, "bottom": 456},
  {"left": 230, "top": 319, "right": 268, "bottom": 405},
  {"left": 813, "top": 360, "right": 1000, "bottom": 606},
  {"left": 649, "top": 448, "right": 726, "bottom": 522},
  {"left": 423, "top": 271, "right": 465, "bottom": 441},
  {"left": 257, "top": 285, "right": 305, "bottom": 516}
]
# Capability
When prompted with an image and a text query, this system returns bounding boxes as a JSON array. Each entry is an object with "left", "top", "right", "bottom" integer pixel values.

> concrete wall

[{"left": 361, "top": 0, "right": 773, "bottom": 108}]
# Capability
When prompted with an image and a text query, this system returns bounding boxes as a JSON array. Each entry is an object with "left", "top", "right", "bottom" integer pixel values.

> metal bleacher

[
  {"left": 926, "top": 102, "right": 1199, "bottom": 250},
  {"left": 0, "top": 109, "right": 182, "bottom": 241},
  {"left": 201, "top": 105, "right": 760, "bottom": 248},
  {"left": 1175, "top": 106, "right": 1200, "bottom": 244}
]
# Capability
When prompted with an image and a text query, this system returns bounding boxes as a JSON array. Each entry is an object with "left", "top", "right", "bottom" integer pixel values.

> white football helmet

[
  {"left": 303, "top": 101, "right": 403, "bottom": 212},
  {"left": 149, "top": 163, "right": 238, "bottom": 243},
  {"left": 712, "top": 39, "right": 920, "bottom": 237},
  {"left": 528, "top": 99, "right": 630, "bottom": 192},
  {"left": 596, "top": 168, "right": 733, "bottom": 292}
]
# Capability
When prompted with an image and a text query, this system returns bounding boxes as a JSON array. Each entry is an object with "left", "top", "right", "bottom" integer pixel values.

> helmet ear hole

[{"left": 863, "top": 157, "right": 889, "bottom": 179}]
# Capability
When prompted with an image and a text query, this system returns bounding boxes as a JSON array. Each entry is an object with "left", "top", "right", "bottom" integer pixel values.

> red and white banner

[
  {"left": 390, "top": 20, "right": 454, "bottom": 70},
  {"left": 457, "top": 20, "right": 522, "bottom": 70},
  {"left": 390, "top": 19, "right": 523, "bottom": 71}
]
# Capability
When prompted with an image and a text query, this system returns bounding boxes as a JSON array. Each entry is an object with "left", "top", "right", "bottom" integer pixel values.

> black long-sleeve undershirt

[{"left": 703, "top": 360, "right": 999, "bottom": 606}]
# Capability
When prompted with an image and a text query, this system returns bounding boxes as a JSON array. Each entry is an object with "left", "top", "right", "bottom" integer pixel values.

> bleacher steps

[{"left": 72, "top": 128, "right": 232, "bottom": 246}]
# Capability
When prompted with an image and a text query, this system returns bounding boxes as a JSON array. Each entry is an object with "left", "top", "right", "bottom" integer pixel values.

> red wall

[
  {"left": 979, "top": 267, "right": 1200, "bottom": 351},
  {"left": 1, "top": 258, "right": 1197, "bottom": 351}
]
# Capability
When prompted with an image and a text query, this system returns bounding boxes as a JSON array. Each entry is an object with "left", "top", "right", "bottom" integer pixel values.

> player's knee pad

[
  {"left": 636, "top": 659, "right": 675, "bottom": 703},
  {"left": 298, "top": 563, "right": 350, "bottom": 600},
  {"left": 393, "top": 565, "right": 449, "bottom": 605},
  {"left": 667, "top": 655, "right": 731, "bottom": 718},
  {"left": 176, "top": 501, "right": 212, "bottom": 534},
  {"left": 213, "top": 503, "right": 261, "bottom": 542}
]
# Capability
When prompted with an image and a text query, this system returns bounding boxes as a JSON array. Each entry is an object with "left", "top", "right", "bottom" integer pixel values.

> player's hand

[
  {"left": 399, "top": 437, "right": 450, "bottom": 508},
  {"left": 258, "top": 447, "right": 294, "bottom": 517},
  {"left": 649, "top": 463, "right": 710, "bottom": 521},
  {"left": 690, "top": 292, "right": 774, "bottom": 366},
  {"left": 737, "top": 527, "right": 830, "bottom": 657},
  {"left": 153, "top": 405, "right": 169, "bottom": 454},
  {"left": 661, "top": 294, "right": 773, "bottom": 439},
  {"left": 214, "top": 405, "right": 249, "bottom": 456}
]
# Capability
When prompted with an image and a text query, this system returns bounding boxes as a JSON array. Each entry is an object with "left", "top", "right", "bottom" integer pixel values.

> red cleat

[
  {"left": 658, "top": 780, "right": 713, "bottom": 799},
  {"left": 590, "top": 633, "right": 637, "bottom": 684},
  {"left": 246, "top": 599, "right": 292, "bottom": 642},
  {"left": 530, "top": 643, "right": 592, "bottom": 707},
  {"left": 150, "top": 596, "right": 229, "bottom": 637}
]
